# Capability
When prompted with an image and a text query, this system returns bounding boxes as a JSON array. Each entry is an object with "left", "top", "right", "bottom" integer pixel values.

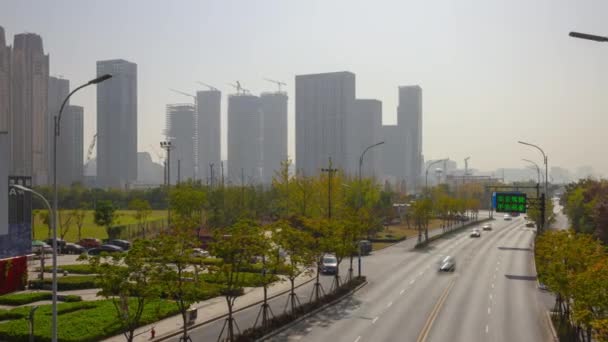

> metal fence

[{"left": 112, "top": 219, "right": 170, "bottom": 241}]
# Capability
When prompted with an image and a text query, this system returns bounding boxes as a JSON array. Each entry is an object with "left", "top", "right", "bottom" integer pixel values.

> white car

[
  {"left": 503, "top": 214, "right": 512, "bottom": 221},
  {"left": 191, "top": 248, "right": 210, "bottom": 258},
  {"left": 438, "top": 256, "right": 456, "bottom": 272},
  {"left": 470, "top": 229, "right": 481, "bottom": 238},
  {"left": 482, "top": 223, "right": 492, "bottom": 231}
]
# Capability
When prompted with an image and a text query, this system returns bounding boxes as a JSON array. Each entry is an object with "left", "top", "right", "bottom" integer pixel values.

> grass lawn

[
  {"left": 0, "top": 299, "right": 178, "bottom": 341},
  {"left": 371, "top": 241, "right": 395, "bottom": 251},
  {"left": 32, "top": 210, "right": 168, "bottom": 242}
]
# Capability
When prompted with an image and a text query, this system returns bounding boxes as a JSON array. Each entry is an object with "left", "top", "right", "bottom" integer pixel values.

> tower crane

[
  {"left": 227, "top": 81, "right": 250, "bottom": 95},
  {"left": 196, "top": 82, "right": 219, "bottom": 91},
  {"left": 169, "top": 88, "right": 195, "bottom": 99},
  {"left": 264, "top": 78, "right": 286, "bottom": 92}
]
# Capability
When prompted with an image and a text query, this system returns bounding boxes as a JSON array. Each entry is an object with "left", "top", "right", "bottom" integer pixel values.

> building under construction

[
  {"left": 165, "top": 104, "right": 196, "bottom": 183},
  {"left": 260, "top": 91, "right": 288, "bottom": 184},
  {"left": 196, "top": 89, "right": 221, "bottom": 185},
  {"left": 227, "top": 91, "right": 262, "bottom": 184}
]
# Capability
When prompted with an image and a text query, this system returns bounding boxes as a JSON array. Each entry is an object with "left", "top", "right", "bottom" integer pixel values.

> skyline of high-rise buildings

[{"left": 96, "top": 59, "right": 137, "bottom": 189}]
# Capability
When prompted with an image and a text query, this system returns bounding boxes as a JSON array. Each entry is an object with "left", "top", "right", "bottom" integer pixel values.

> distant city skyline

[{"left": 1, "top": 0, "right": 607, "bottom": 177}]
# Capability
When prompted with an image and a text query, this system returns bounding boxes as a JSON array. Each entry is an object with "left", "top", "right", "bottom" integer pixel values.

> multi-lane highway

[{"left": 269, "top": 216, "right": 553, "bottom": 342}]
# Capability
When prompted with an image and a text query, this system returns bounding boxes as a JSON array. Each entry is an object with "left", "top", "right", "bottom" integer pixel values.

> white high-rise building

[
  {"left": 227, "top": 93, "right": 262, "bottom": 184},
  {"left": 165, "top": 104, "right": 196, "bottom": 183},
  {"left": 196, "top": 89, "right": 221, "bottom": 185},
  {"left": 96, "top": 59, "right": 137, "bottom": 189},
  {"left": 295, "top": 71, "right": 356, "bottom": 176},
  {"left": 260, "top": 91, "right": 288, "bottom": 184}
]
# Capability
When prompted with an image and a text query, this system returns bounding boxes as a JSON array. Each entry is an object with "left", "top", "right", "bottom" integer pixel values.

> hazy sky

[{"left": 2, "top": 0, "right": 607, "bottom": 176}]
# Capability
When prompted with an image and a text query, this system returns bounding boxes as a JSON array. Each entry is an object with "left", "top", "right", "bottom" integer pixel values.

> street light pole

[
  {"left": 357, "top": 141, "right": 384, "bottom": 278},
  {"left": 569, "top": 31, "right": 608, "bottom": 42},
  {"left": 519, "top": 141, "right": 548, "bottom": 231},
  {"left": 425, "top": 159, "right": 448, "bottom": 194},
  {"left": 522, "top": 159, "right": 541, "bottom": 198},
  {"left": 160, "top": 141, "right": 173, "bottom": 226},
  {"left": 52, "top": 74, "right": 111, "bottom": 342}
]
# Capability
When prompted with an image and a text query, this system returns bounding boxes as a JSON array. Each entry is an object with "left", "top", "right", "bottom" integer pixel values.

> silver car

[
  {"left": 320, "top": 254, "right": 338, "bottom": 275},
  {"left": 438, "top": 256, "right": 456, "bottom": 272}
]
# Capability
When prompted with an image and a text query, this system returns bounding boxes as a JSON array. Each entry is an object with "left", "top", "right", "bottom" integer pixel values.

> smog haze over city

[{"left": 1, "top": 0, "right": 607, "bottom": 178}]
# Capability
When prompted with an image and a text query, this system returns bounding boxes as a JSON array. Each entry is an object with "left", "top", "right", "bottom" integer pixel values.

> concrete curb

[
  {"left": 545, "top": 310, "right": 559, "bottom": 342},
  {"left": 256, "top": 280, "right": 369, "bottom": 341},
  {"left": 153, "top": 275, "right": 317, "bottom": 341}
]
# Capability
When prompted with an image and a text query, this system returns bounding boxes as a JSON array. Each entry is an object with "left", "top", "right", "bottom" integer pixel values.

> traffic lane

[
  {"left": 269, "top": 218, "right": 510, "bottom": 342},
  {"left": 425, "top": 218, "right": 530, "bottom": 342},
  {"left": 171, "top": 267, "right": 343, "bottom": 342},
  {"left": 342, "top": 218, "right": 519, "bottom": 342},
  {"left": 493, "top": 225, "right": 551, "bottom": 342}
]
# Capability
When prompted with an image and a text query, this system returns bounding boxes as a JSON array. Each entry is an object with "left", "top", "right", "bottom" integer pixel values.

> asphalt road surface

[{"left": 270, "top": 216, "right": 553, "bottom": 342}]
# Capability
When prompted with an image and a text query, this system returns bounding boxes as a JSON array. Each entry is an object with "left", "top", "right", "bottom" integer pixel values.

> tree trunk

[
  {"left": 181, "top": 309, "right": 188, "bottom": 341},
  {"left": 227, "top": 297, "right": 234, "bottom": 341}
]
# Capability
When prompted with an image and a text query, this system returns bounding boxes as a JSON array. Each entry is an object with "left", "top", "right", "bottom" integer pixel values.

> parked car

[
  {"left": 107, "top": 239, "right": 131, "bottom": 250},
  {"left": 192, "top": 248, "right": 210, "bottom": 258},
  {"left": 358, "top": 240, "right": 372, "bottom": 256},
  {"left": 438, "top": 256, "right": 456, "bottom": 272},
  {"left": 470, "top": 229, "right": 481, "bottom": 238},
  {"left": 482, "top": 223, "right": 492, "bottom": 231},
  {"left": 44, "top": 238, "right": 67, "bottom": 252},
  {"left": 525, "top": 221, "right": 535, "bottom": 228},
  {"left": 78, "top": 238, "right": 102, "bottom": 249},
  {"left": 320, "top": 254, "right": 338, "bottom": 275},
  {"left": 503, "top": 214, "right": 512, "bottom": 221},
  {"left": 32, "top": 240, "right": 53, "bottom": 254},
  {"left": 63, "top": 243, "right": 86, "bottom": 255},
  {"left": 87, "top": 244, "right": 124, "bottom": 255}
]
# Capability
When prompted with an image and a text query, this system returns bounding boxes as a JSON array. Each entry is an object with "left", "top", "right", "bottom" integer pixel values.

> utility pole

[
  {"left": 321, "top": 157, "right": 338, "bottom": 219},
  {"left": 177, "top": 159, "right": 181, "bottom": 184},
  {"left": 160, "top": 141, "right": 174, "bottom": 226},
  {"left": 209, "top": 163, "right": 214, "bottom": 188},
  {"left": 241, "top": 168, "right": 245, "bottom": 209}
]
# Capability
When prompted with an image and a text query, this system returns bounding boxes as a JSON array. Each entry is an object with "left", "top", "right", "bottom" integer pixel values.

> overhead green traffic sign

[{"left": 494, "top": 192, "right": 527, "bottom": 213}]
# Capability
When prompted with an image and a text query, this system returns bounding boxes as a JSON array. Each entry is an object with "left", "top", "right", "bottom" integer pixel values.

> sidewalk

[{"left": 103, "top": 272, "right": 316, "bottom": 342}]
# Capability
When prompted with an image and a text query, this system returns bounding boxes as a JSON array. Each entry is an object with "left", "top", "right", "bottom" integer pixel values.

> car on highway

[
  {"left": 438, "top": 256, "right": 456, "bottom": 272},
  {"left": 63, "top": 243, "right": 86, "bottom": 255},
  {"left": 470, "top": 229, "right": 481, "bottom": 238},
  {"left": 525, "top": 221, "right": 535, "bottom": 228},
  {"left": 503, "top": 214, "right": 512, "bottom": 221},
  {"left": 482, "top": 223, "right": 492, "bottom": 231},
  {"left": 87, "top": 244, "right": 124, "bottom": 255},
  {"left": 358, "top": 240, "right": 372, "bottom": 256},
  {"left": 320, "top": 254, "right": 338, "bottom": 275}
]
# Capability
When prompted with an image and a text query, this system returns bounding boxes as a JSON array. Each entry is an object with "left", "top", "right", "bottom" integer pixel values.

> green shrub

[
  {"left": 0, "top": 309, "right": 25, "bottom": 321},
  {"left": 0, "top": 292, "right": 52, "bottom": 306},
  {"left": 0, "top": 299, "right": 178, "bottom": 342},
  {"left": 28, "top": 276, "right": 98, "bottom": 291},
  {"left": 41, "top": 264, "right": 126, "bottom": 275}
]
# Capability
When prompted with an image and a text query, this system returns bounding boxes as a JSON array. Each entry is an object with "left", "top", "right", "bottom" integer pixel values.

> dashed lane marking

[
  {"left": 354, "top": 336, "right": 362, "bottom": 342},
  {"left": 372, "top": 316, "right": 379, "bottom": 324}
]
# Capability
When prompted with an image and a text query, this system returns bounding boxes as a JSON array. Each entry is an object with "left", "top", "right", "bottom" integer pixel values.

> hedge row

[
  {"left": 28, "top": 276, "right": 98, "bottom": 291},
  {"left": 0, "top": 292, "right": 82, "bottom": 306}
]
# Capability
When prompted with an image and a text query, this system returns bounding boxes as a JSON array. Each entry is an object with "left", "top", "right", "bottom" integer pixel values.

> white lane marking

[
  {"left": 418, "top": 271, "right": 424, "bottom": 276},
  {"left": 491, "top": 283, "right": 495, "bottom": 289},
  {"left": 493, "top": 274, "right": 496, "bottom": 280},
  {"left": 400, "top": 289, "right": 405, "bottom": 295},
  {"left": 372, "top": 316, "right": 379, "bottom": 324},
  {"left": 410, "top": 279, "right": 415, "bottom": 285},
  {"left": 486, "top": 325, "right": 489, "bottom": 333},
  {"left": 497, "top": 261, "right": 500, "bottom": 265},
  {"left": 354, "top": 336, "right": 362, "bottom": 342},
  {"left": 489, "top": 294, "right": 493, "bottom": 301},
  {"left": 387, "top": 301, "right": 393, "bottom": 308},
  {"left": 488, "top": 307, "right": 491, "bottom": 314},
  {"left": 495, "top": 267, "right": 499, "bottom": 271}
]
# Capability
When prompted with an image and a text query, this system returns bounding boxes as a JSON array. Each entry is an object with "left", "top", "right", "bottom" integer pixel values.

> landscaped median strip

[{"left": 152, "top": 273, "right": 318, "bottom": 341}]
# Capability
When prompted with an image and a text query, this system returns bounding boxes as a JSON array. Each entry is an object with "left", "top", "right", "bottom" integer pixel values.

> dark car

[
  {"left": 87, "top": 244, "right": 124, "bottom": 255},
  {"left": 108, "top": 239, "right": 131, "bottom": 250},
  {"left": 63, "top": 243, "right": 86, "bottom": 255},
  {"left": 44, "top": 238, "right": 67, "bottom": 252},
  {"left": 358, "top": 240, "right": 372, "bottom": 256},
  {"left": 320, "top": 254, "right": 338, "bottom": 275},
  {"left": 78, "top": 238, "right": 102, "bottom": 249}
]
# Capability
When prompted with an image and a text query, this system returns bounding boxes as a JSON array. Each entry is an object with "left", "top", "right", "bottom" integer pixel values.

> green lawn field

[{"left": 32, "top": 210, "right": 168, "bottom": 242}]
